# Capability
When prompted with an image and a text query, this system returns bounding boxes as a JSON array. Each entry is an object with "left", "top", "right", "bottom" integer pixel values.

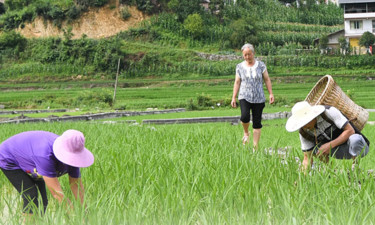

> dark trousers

[
  {"left": 1, "top": 169, "right": 48, "bottom": 214},
  {"left": 239, "top": 100, "right": 265, "bottom": 129}
]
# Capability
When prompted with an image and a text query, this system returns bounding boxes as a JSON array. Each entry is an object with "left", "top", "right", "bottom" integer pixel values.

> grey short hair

[{"left": 241, "top": 43, "right": 254, "bottom": 52}]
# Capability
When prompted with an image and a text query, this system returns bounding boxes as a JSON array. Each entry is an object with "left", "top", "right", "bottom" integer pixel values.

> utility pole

[{"left": 113, "top": 58, "right": 121, "bottom": 105}]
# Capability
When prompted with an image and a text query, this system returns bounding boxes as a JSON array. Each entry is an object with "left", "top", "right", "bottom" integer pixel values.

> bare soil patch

[{"left": 17, "top": 5, "right": 148, "bottom": 39}]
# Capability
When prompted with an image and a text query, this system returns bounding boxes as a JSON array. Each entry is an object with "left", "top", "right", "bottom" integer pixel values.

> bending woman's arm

[
  {"left": 43, "top": 176, "right": 67, "bottom": 203},
  {"left": 69, "top": 176, "right": 85, "bottom": 205}
]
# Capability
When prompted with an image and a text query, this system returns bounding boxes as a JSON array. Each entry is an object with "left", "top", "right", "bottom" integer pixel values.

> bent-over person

[
  {"left": 0, "top": 129, "right": 94, "bottom": 216},
  {"left": 286, "top": 101, "right": 370, "bottom": 170}
]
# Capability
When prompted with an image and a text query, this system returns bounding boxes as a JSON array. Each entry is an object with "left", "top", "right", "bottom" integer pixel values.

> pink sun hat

[{"left": 53, "top": 129, "right": 94, "bottom": 168}]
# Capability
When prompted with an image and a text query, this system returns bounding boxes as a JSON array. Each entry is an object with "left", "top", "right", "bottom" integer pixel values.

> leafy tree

[
  {"left": 4, "top": 0, "right": 30, "bottom": 11},
  {"left": 228, "top": 16, "right": 258, "bottom": 48},
  {"left": 278, "top": 0, "right": 295, "bottom": 3},
  {"left": 167, "top": 0, "right": 202, "bottom": 22},
  {"left": 183, "top": 13, "right": 204, "bottom": 39},
  {"left": 319, "top": 35, "right": 328, "bottom": 50},
  {"left": 0, "top": 3, "right": 5, "bottom": 14},
  {"left": 359, "top": 31, "right": 375, "bottom": 50},
  {"left": 75, "top": 0, "right": 108, "bottom": 8},
  {"left": 0, "top": 30, "right": 27, "bottom": 51},
  {"left": 0, "top": 31, "right": 27, "bottom": 58},
  {"left": 338, "top": 36, "right": 348, "bottom": 54},
  {"left": 301, "top": 0, "right": 316, "bottom": 10}
]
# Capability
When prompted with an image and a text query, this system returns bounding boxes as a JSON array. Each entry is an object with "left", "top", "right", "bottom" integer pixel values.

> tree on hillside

[
  {"left": 183, "top": 13, "right": 204, "bottom": 39},
  {"left": 4, "top": 0, "right": 30, "bottom": 10},
  {"left": 228, "top": 16, "right": 258, "bottom": 48},
  {"left": 338, "top": 36, "right": 348, "bottom": 55},
  {"left": 278, "top": 0, "right": 295, "bottom": 3},
  {"left": 75, "top": 0, "right": 108, "bottom": 8},
  {"left": 0, "top": 3, "right": 5, "bottom": 14},
  {"left": 167, "top": 0, "right": 203, "bottom": 22},
  {"left": 359, "top": 31, "right": 375, "bottom": 54},
  {"left": 319, "top": 35, "right": 328, "bottom": 54},
  {"left": 0, "top": 31, "right": 27, "bottom": 59}
]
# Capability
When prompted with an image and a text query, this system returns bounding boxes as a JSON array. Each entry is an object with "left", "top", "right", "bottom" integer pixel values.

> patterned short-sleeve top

[{"left": 236, "top": 60, "right": 267, "bottom": 103}]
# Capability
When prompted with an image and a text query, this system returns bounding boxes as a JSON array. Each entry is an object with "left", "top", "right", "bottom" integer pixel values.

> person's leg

[
  {"left": 330, "top": 134, "right": 369, "bottom": 160},
  {"left": 1, "top": 169, "right": 42, "bottom": 214},
  {"left": 251, "top": 103, "right": 265, "bottom": 150},
  {"left": 239, "top": 99, "right": 251, "bottom": 144},
  {"left": 35, "top": 179, "right": 48, "bottom": 213},
  {"left": 348, "top": 134, "right": 369, "bottom": 157},
  {"left": 253, "top": 129, "right": 261, "bottom": 150}
]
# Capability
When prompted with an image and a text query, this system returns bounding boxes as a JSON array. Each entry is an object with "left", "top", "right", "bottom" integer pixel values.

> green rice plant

[{"left": 0, "top": 118, "right": 374, "bottom": 224}]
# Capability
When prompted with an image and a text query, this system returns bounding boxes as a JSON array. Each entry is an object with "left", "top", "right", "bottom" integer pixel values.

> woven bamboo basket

[{"left": 305, "top": 75, "right": 368, "bottom": 131}]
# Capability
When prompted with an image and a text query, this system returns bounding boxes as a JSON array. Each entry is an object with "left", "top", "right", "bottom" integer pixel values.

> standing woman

[
  {"left": 0, "top": 129, "right": 94, "bottom": 215},
  {"left": 231, "top": 43, "right": 274, "bottom": 149}
]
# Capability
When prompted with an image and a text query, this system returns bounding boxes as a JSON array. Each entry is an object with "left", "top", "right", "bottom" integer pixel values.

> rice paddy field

[
  {"left": 1, "top": 73, "right": 375, "bottom": 224},
  {"left": 0, "top": 114, "right": 374, "bottom": 224}
]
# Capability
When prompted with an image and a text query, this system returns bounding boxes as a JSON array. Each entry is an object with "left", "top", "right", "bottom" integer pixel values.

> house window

[{"left": 350, "top": 21, "right": 363, "bottom": 30}]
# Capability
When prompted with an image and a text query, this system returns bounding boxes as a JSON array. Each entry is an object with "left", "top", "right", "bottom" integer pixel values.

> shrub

[
  {"left": 75, "top": 0, "right": 109, "bottom": 8},
  {"left": 359, "top": 31, "right": 375, "bottom": 49},
  {"left": 197, "top": 93, "right": 214, "bottom": 107},
  {"left": 0, "top": 3, "right": 5, "bottom": 14},
  {"left": 168, "top": 0, "right": 202, "bottom": 22},
  {"left": 229, "top": 17, "right": 258, "bottom": 48},
  {"left": 0, "top": 31, "right": 27, "bottom": 58},
  {"left": 4, "top": 0, "right": 30, "bottom": 11},
  {"left": 66, "top": 5, "right": 83, "bottom": 21},
  {"left": 120, "top": 7, "right": 132, "bottom": 20},
  {"left": 183, "top": 13, "right": 204, "bottom": 39},
  {"left": 319, "top": 35, "right": 328, "bottom": 50},
  {"left": 75, "top": 89, "right": 113, "bottom": 107},
  {"left": 338, "top": 36, "right": 348, "bottom": 54}
]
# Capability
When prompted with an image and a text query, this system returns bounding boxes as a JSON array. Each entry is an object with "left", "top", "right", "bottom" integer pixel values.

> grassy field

[{"left": 0, "top": 119, "right": 374, "bottom": 224}]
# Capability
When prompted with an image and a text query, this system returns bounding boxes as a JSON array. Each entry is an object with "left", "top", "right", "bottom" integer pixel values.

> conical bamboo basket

[{"left": 305, "top": 75, "right": 368, "bottom": 131}]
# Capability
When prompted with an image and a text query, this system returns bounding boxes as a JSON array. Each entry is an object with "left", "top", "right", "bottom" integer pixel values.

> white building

[{"left": 339, "top": 0, "right": 375, "bottom": 54}]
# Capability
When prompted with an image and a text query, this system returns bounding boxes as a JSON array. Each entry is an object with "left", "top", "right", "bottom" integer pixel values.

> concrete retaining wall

[
  {"left": 0, "top": 109, "right": 67, "bottom": 115},
  {"left": 143, "top": 112, "right": 292, "bottom": 125},
  {"left": 0, "top": 109, "right": 293, "bottom": 125}
]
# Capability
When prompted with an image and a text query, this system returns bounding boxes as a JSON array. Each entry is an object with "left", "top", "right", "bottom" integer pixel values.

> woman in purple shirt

[{"left": 0, "top": 129, "right": 94, "bottom": 215}]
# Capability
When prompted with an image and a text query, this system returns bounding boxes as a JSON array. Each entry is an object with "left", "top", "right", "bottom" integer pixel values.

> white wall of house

[{"left": 344, "top": 15, "right": 375, "bottom": 37}]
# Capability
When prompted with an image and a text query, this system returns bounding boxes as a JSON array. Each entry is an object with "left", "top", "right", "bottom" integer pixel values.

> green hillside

[
  {"left": 0, "top": 0, "right": 345, "bottom": 77},
  {"left": 1, "top": 0, "right": 375, "bottom": 110}
]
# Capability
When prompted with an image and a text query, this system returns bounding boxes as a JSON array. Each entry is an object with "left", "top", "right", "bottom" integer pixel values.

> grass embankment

[{"left": 0, "top": 119, "right": 374, "bottom": 224}]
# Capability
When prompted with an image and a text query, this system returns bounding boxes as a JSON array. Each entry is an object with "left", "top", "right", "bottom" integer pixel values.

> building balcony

[{"left": 344, "top": 12, "right": 375, "bottom": 19}]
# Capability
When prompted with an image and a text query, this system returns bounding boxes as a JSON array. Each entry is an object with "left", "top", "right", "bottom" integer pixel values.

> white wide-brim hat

[
  {"left": 53, "top": 129, "right": 94, "bottom": 167},
  {"left": 285, "top": 101, "right": 325, "bottom": 132}
]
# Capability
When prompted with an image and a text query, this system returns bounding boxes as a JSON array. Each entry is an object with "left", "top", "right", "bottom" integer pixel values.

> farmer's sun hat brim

[
  {"left": 286, "top": 101, "right": 325, "bottom": 132},
  {"left": 53, "top": 129, "right": 94, "bottom": 168}
]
